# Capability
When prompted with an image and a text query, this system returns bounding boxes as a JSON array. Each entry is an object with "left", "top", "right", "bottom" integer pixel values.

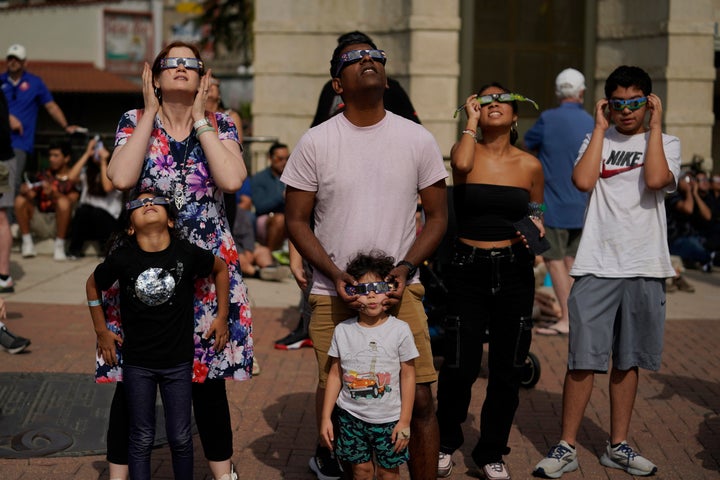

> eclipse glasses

[
  {"left": 345, "top": 281, "right": 396, "bottom": 296},
  {"left": 333, "top": 49, "right": 387, "bottom": 77},
  {"left": 159, "top": 57, "right": 204, "bottom": 71},
  {"left": 453, "top": 92, "right": 539, "bottom": 118},
  {"left": 126, "top": 196, "right": 171, "bottom": 211},
  {"left": 607, "top": 97, "right": 647, "bottom": 111}
]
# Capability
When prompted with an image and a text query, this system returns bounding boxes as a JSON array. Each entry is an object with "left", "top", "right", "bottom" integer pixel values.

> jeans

[
  {"left": 106, "top": 378, "right": 233, "bottom": 465},
  {"left": 669, "top": 235, "right": 711, "bottom": 265},
  {"left": 436, "top": 240, "right": 534, "bottom": 465},
  {"left": 123, "top": 362, "right": 193, "bottom": 480}
]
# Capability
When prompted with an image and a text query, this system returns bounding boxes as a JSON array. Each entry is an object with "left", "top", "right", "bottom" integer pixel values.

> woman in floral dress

[{"left": 98, "top": 41, "right": 251, "bottom": 480}]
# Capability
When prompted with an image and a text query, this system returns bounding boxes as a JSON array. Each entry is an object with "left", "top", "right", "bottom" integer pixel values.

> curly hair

[{"left": 346, "top": 250, "right": 396, "bottom": 280}]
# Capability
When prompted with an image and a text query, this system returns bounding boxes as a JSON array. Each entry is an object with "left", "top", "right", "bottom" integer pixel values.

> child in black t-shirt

[{"left": 86, "top": 190, "right": 229, "bottom": 480}]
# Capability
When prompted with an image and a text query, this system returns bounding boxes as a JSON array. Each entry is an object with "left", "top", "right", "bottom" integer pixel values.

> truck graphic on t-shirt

[{"left": 343, "top": 340, "right": 392, "bottom": 399}]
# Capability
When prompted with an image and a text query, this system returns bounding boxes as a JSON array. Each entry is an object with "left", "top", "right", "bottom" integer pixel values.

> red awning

[{"left": 1, "top": 61, "right": 141, "bottom": 94}]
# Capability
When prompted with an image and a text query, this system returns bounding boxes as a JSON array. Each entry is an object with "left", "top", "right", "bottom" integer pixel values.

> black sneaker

[
  {"left": 308, "top": 445, "right": 343, "bottom": 480},
  {"left": 0, "top": 275, "right": 14, "bottom": 293},
  {"left": 274, "top": 325, "right": 313, "bottom": 350},
  {"left": 0, "top": 326, "right": 30, "bottom": 354}
]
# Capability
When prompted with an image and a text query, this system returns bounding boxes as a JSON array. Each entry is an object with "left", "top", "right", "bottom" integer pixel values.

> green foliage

[{"left": 196, "top": 0, "right": 254, "bottom": 66}]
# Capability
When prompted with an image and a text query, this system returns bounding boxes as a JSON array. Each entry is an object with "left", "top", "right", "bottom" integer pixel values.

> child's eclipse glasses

[
  {"left": 159, "top": 57, "right": 204, "bottom": 71},
  {"left": 607, "top": 97, "right": 647, "bottom": 111},
  {"left": 126, "top": 196, "right": 171, "bottom": 211},
  {"left": 333, "top": 49, "right": 386, "bottom": 77},
  {"left": 453, "top": 93, "right": 539, "bottom": 118},
  {"left": 345, "top": 281, "right": 396, "bottom": 296}
]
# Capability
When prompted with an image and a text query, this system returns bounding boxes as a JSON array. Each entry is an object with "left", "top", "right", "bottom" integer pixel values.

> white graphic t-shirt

[
  {"left": 571, "top": 127, "right": 681, "bottom": 278},
  {"left": 328, "top": 315, "right": 419, "bottom": 424}
]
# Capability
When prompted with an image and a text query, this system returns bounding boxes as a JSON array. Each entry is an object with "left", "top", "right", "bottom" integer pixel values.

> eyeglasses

[
  {"left": 126, "top": 196, "right": 170, "bottom": 211},
  {"left": 159, "top": 57, "right": 204, "bottom": 71},
  {"left": 345, "top": 281, "right": 396, "bottom": 296},
  {"left": 608, "top": 97, "right": 647, "bottom": 111},
  {"left": 453, "top": 92, "right": 539, "bottom": 118},
  {"left": 334, "top": 49, "right": 386, "bottom": 77}
]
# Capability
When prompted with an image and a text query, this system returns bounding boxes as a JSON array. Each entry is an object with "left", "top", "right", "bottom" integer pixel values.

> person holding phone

[
  {"left": 435, "top": 83, "right": 544, "bottom": 479},
  {"left": 66, "top": 136, "right": 122, "bottom": 258}
]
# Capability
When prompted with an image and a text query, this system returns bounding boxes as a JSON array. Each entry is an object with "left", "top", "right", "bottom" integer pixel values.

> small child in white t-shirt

[{"left": 320, "top": 250, "right": 418, "bottom": 479}]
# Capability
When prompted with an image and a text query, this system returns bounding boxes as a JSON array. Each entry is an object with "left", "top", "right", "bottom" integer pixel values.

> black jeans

[
  {"left": 124, "top": 362, "right": 194, "bottom": 480},
  {"left": 436, "top": 240, "right": 534, "bottom": 466},
  {"left": 107, "top": 378, "right": 233, "bottom": 465}
]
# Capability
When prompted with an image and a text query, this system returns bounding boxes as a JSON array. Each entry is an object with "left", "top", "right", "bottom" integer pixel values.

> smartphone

[{"left": 513, "top": 217, "right": 551, "bottom": 255}]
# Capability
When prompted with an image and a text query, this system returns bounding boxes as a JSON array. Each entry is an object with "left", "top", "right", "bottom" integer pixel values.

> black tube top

[{"left": 453, "top": 183, "right": 529, "bottom": 241}]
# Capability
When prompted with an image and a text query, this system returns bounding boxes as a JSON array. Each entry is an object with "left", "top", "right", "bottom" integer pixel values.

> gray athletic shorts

[
  {"left": 542, "top": 227, "right": 582, "bottom": 260},
  {"left": 567, "top": 275, "right": 666, "bottom": 372}
]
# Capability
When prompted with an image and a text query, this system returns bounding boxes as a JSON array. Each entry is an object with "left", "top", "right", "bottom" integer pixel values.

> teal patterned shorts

[{"left": 335, "top": 407, "right": 409, "bottom": 468}]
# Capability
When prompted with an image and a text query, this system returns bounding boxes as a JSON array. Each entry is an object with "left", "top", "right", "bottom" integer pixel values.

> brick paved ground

[{"left": 0, "top": 281, "right": 719, "bottom": 479}]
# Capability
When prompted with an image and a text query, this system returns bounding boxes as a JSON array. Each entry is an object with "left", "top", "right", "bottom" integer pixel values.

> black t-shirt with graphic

[{"left": 93, "top": 236, "right": 215, "bottom": 369}]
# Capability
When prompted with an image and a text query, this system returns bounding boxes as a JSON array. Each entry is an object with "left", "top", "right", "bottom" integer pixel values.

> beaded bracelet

[
  {"left": 87, "top": 299, "right": 102, "bottom": 307},
  {"left": 462, "top": 129, "right": 477, "bottom": 143},
  {"left": 528, "top": 202, "right": 546, "bottom": 219},
  {"left": 195, "top": 125, "right": 216, "bottom": 139}
]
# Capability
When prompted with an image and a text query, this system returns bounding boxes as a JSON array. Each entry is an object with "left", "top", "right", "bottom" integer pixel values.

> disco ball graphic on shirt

[{"left": 135, "top": 267, "right": 176, "bottom": 306}]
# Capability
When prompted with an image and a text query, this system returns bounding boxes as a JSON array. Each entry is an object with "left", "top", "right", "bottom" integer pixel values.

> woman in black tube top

[{"left": 435, "top": 83, "right": 544, "bottom": 480}]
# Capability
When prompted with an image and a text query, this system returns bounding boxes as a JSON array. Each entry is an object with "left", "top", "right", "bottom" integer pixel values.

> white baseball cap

[
  {"left": 6, "top": 44, "right": 26, "bottom": 61},
  {"left": 555, "top": 68, "right": 585, "bottom": 98}
]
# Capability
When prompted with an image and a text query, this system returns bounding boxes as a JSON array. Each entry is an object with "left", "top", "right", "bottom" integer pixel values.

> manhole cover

[{"left": 0, "top": 372, "right": 177, "bottom": 458}]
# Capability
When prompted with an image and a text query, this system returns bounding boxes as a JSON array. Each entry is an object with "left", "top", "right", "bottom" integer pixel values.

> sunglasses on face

[
  {"left": 608, "top": 97, "right": 647, "bottom": 111},
  {"left": 159, "top": 57, "right": 204, "bottom": 71},
  {"left": 126, "top": 196, "right": 170, "bottom": 211},
  {"left": 334, "top": 49, "right": 387, "bottom": 77},
  {"left": 345, "top": 281, "right": 396, "bottom": 296},
  {"left": 453, "top": 92, "right": 539, "bottom": 118}
]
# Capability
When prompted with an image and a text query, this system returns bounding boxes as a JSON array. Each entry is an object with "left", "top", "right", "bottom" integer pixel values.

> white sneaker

[
  {"left": 533, "top": 440, "right": 579, "bottom": 478},
  {"left": 482, "top": 462, "right": 511, "bottom": 480},
  {"left": 54, "top": 244, "right": 67, "bottom": 261},
  {"left": 599, "top": 441, "right": 657, "bottom": 476},
  {"left": 437, "top": 451, "right": 453, "bottom": 477},
  {"left": 21, "top": 239, "right": 36, "bottom": 258}
]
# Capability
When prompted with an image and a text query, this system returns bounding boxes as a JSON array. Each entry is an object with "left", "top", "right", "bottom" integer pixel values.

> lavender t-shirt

[{"left": 282, "top": 111, "right": 447, "bottom": 295}]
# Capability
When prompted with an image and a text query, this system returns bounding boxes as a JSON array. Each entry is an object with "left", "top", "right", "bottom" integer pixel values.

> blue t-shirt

[
  {"left": 524, "top": 102, "right": 593, "bottom": 228},
  {"left": 0, "top": 71, "right": 54, "bottom": 154},
  {"left": 250, "top": 167, "right": 285, "bottom": 216}
]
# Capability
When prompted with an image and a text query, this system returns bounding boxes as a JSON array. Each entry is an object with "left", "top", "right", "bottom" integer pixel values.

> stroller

[{"left": 421, "top": 186, "right": 541, "bottom": 389}]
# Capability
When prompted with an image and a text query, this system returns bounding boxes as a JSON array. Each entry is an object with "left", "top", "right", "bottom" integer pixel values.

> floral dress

[{"left": 95, "top": 109, "right": 253, "bottom": 383}]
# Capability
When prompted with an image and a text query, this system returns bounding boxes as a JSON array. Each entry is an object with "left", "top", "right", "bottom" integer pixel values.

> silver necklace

[{"left": 173, "top": 137, "right": 191, "bottom": 209}]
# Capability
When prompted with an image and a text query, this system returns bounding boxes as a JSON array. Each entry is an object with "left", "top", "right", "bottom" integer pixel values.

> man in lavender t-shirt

[{"left": 282, "top": 32, "right": 447, "bottom": 480}]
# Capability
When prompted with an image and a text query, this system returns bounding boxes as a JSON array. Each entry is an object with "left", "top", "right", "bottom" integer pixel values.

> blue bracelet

[{"left": 87, "top": 299, "right": 101, "bottom": 307}]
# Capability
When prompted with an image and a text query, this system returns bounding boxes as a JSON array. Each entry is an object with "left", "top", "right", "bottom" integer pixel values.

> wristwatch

[{"left": 396, "top": 260, "right": 417, "bottom": 278}]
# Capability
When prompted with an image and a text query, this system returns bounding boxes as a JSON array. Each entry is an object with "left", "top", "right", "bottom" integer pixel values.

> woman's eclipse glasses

[
  {"left": 453, "top": 92, "right": 539, "bottom": 118},
  {"left": 159, "top": 57, "right": 204, "bottom": 71}
]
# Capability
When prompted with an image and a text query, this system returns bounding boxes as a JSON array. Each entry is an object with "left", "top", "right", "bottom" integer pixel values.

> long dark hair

[{"left": 85, "top": 154, "right": 106, "bottom": 197}]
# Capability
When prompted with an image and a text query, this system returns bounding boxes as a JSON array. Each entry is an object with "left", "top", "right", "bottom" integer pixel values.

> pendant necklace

[{"left": 172, "top": 135, "right": 192, "bottom": 210}]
